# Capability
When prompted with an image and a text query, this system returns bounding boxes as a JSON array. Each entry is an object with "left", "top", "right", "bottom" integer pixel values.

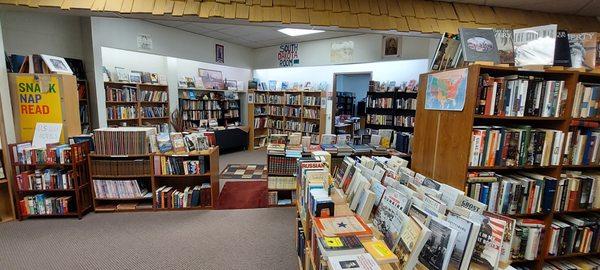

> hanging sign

[{"left": 278, "top": 43, "right": 300, "bottom": 67}]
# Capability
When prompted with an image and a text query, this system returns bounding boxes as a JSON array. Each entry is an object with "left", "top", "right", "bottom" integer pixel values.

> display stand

[{"left": 411, "top": 65, "right": 600, "bottom": 269}]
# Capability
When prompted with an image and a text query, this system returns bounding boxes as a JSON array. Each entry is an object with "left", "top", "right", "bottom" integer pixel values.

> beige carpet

[{"left": 0, "top": 149, "right": 298, "bottom": 270}]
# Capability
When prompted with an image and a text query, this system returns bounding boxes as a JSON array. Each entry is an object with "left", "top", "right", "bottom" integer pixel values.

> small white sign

[
  {"left": 137, "top": 34, "right": 153, "bottom": 50},
  {"left": 32, "top": 123, "right": 62, "bottom": 148}
]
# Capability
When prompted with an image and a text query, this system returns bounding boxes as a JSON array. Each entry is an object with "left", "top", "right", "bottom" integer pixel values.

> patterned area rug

[
  {"left": 216, "top": 164, "right": 269, "bottom": 209},
  {"left": 220, "top": 164, "right": 268, "bottom": 180}
]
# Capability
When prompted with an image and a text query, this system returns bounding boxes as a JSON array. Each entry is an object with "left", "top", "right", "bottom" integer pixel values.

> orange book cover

[{"left": 314, "top": 214, "right": 373, "bottom": 237}]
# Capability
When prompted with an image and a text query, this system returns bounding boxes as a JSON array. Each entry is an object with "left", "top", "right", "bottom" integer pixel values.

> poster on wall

[
  {"left": 216, "top": 44, "right": 224, "bottom": 64},
  {"left": 137, "top": 34, "right": 153, "bottom": 50},
  {"left": 382, "top": 36, "right": 401, "bottom": 58},
  {"left": 15, "top": 75, "right": 64, "bottom": 141},
  {"left": 278, "top": 43, "right": 300, "bottom": 67},
  {"left": 425, "top": 68, "right": 468, "bottom": 111},
  {"left": 32, "top": 123, "right": 62, "bottom": 148},
  {"left": 198, "top": 68, "right": 224, "bottom": 90},
  {"left": 331, "top": 41, "right": 354, "bottom": 63}
]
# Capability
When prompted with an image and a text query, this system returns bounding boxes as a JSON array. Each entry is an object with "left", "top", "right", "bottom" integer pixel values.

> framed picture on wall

[
  {"left": 198, "top": 68, "right": 224, "bottom": 90},
  {"left": 216, "top": 44, "right": 224, "bottom": 64},
  {"left": 130, "top": 71, "right": 142, "bottom": 83},
  {"left": 382, "top": 36, "right": 401, "bottom": 58},
  {"left": 225, "top": 80, "right": 238, "bottom": 90},
  {"left": 115, "top": 67, "right": 129, "bottom": 82}
]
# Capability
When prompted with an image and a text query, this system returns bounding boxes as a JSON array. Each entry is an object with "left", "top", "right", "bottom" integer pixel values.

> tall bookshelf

[
  {"left": 178, "top": 88, "right": 245, "bottom": 130},
  {"left": 248, "top": 90, "right": 325, "bottom": 149},
  {"left": 336, "top": 92, "right": 355, "bottom": 116},
  {"left": 89, "top": 147, "right": 219, "bottom": 212},
  {"left": 9, "top": 141, "right": 93, "bottom": 220},
  {"left": 364, "top": 88, "right": 416, "bottom": 133},
  {"left": 104, "top": 82, "right": 170, "bottom": 132},
  {"left": 77, "top": 79, "right": 92, "bottom": 133},
  {"left": 411, "top": 64, "right": 600, "bottom": 269}
]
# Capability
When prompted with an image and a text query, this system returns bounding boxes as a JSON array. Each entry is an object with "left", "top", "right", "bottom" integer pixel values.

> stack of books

[{"left": 93, "top": 180, "right": 150, "bottom": 199}]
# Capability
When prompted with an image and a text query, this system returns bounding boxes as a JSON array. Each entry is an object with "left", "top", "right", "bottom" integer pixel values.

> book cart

[
  {"left": 9, "top": 141, "right": 93, "bottom": 220},
  {"left": 104, "top": 82, "right": 170, "bottom": 131},
  {"left": 412, "top": 64, "right": 600, "bottom": 269},
  {"left": 89, "top": 147, "right": 219, "bottom": 212}
]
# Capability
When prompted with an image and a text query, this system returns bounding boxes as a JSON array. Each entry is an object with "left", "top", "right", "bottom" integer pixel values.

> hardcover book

[
  {"left": 327, "top": 253, "right": 381, "bottom": 270},
  {"left": 430, "top": 33, "right": 461, "bottom": 71},
  {"left": 395, "top": 216, "right": 431, "bottom": 270},
  {"left": 494, "top": 29, "right": 514, "bottom": 64},
  {"left": 568, "top": 32, "right": 597, "bottom": 70},
  {"left": 513, "top": 24, "right": 557, "bottom": 66},
  {"left": 459, "top": 28, "right": 500, "bottom": 64},
  {"left": 373, "top": 187, "right": 411, "bottom": 249},
  {"left": 417, "top": 216, "right": 458, "bottom": 270},
  {"left": 554, "top": 30, "right": 572, "bottom": 67}
]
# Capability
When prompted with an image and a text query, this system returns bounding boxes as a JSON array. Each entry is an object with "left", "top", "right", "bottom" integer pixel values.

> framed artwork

[
  {"left": 198, "top": 68, "right": 224, "bottom": 90},
  {"left": 382, "top": 36, "right": 401, "bottom": 58},
  {"left": 115, "top": 67, "right": 129, "bottom": 82},
  {"left": 225, "top": 80, "right": 238, "bottom": 90},
  {"left": 216, "top": 44, "right": 224, "bottom": 64},
  {"left": 129, "top": 71, "right": 142, "bottom": 83},
  {"left": 40, "top": 54, "right": 73, "bottom": 74}
]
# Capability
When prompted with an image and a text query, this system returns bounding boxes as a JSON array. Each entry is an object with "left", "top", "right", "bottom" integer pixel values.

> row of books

[
  {"left": 268, "top": 95, "right": 284, "bottom": 104},
  {"left": 155, "top": 184, "right": 211, "bottom": 208},
  {"left": 285, "top": 94, "right": 301, "bottom": 105},
  {"left": 254, "top": 117, "right": 267, "bottom": 129},
  {"left": 93, "top": 179, "right": 150, "bottom": 199},
  {"left": 154, "top": 132, "right": 212, "bottom": 154},
  {"left": 548, "top": 213, "right": 600, "bottom": 257},
  {"left": 267, "top": 155, "right": 297, "bottom": 175},
  {"left": 91, "top": 159, "right": 150, "bottom": 176},
  {"left": 368, "top": 80, "right": 418, "bottom": 93},
  {"left": 555, "top": 172, "right": 600, "bottom": 212},
  {"left": 182, "top": 110, "right": 222, "bottom": 121},
  {"left": 476, "top": 74, "right": 566, "bottom": 117},
  {"left": 179, "top": 91, "right": 221, "bottom": 101},
  {"left": 512, "top": 219, "right": 545, "bottom": 260},
  {"left": 140, "top": 90, "right": 167, "bottom": 102},
  {"left": 16, "top": 169, "right": 75, "bottom": 191},
  {"left": 544, "top": 258, "right": 600, "bottom": 269},
  {"left": 268, "top": 105, "right": 284, "bottom": 116},
  {"left": 466, "top": 171, "right": 556, "bottom": 215},
  {"left": 303, "top": 96, "right": 320, "bottom": 106},
  {"left": 223, "top": 109, "right": 239, "bottom": 118},
  {"left": 283, "top": 107, "right": 301, "bottom": 117},
  {"left": 153, "top": 156, "right": 207, "bottom": 175},
  {"left": 366, "top": 114, "right": 415, "bottom": 127},
  {"left": 141, "top": 105, "right": 167, "bottom": 118},
  {"left": 303, "top": 108, "right": 319, "bottom": 119},
  {"left": 397, "top": 98, "right": 417, "bottom": 110},
  {"left": 222, "top": 100, "right": 239, "bottom": 110},
  {"left": 469, "top": 126, "right": 564, "bottom": 167},
  {"left": 572, "top": 82, "right": 600, "bottom": 119},
  {"left": 366, "top": 97, "right": 394, "bottom": 109},
  {"left": 19, "top": 195, "right": 71, "bottom": 216},
  {"left": 255, "top": 93, "right": 267, "bottom": 103},
  {"left": 106, "top": 86, "right": 136, "bottom": 102},
  {"left": 563, "top": 128, "right": 600, "bottom": 166},
  {"left": 93, "top": 127, "right": 156, "bottom": 155},
  {"left": 394, "top": 115, "right": 415, "bottom": 127},
  {"left": 268, "top": 190, "right": 294, "bottom": 206},
  {"left": 254, "top": 106, "right": 267, "bottom": 115},
  {"left": 181, "top": 100, "right": 221, "bottom": 110},
  {"left": 268, "top": 176, "right": 296, "bottom": 190},
  {"left": 12, "top": 142, "right": 81, "bottom": 165},
  {"left": 106, "top": 105, "right": 137, "bottom": 120}
]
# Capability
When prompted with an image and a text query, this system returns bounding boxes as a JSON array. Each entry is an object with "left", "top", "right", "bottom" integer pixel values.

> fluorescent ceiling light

[{"left": 278, "top": 28, "right": 324, "bottom": 37}]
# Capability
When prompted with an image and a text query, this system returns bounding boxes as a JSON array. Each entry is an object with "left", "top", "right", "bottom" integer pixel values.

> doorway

[{"left": 332, "top": 72, "right": 372, "bottom": 135}]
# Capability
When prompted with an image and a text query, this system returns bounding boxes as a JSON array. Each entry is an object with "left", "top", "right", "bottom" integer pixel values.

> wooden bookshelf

[
  {"left": 104, "top": 81, "right": 170, "bottom": 132},
  {"left": 178, "top": 88, "right": 245, "bottom": 130},
  {"left": 77, "top": 79, "right": 92, "bottom": 133},
  {"left": 248, "top": 90, "right": 326, "bottom": 150},
  {"left": 9, "top": 141, "right": 93, "bottom": 220},
  {"left": 411, "top": 65, "right": 600, "bottom": 269},
  {"left": 89, "top": 147, "right": 219, "bottom": 212}
]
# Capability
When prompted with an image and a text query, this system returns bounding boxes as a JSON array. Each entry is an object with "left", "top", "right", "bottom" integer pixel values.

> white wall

[
  {"left": 99, "top": 47, "right": 252, "bottom": 127},
  {"left": 91, "top": 17, "right": 255, "bottom": 127},
  {"left": 253, "top": 34, "right": 438, "bottom": 69},
  {"left": 0, "top": 17, "right": 15, "bottom": 144},
  {"left": 253, "top": 59, "right": 430, "bottom": 133},
  {"left": 0, "top": 11, "right": 84, "bottom": 59}
]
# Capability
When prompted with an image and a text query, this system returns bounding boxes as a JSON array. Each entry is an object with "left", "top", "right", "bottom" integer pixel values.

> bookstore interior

[{"left": 1, "top": 1, "right": 600, "bottom": 270}]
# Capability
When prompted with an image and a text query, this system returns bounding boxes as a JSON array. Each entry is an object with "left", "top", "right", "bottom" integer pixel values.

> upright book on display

[
  {"left": 513, "top": 24, "right": 558, "bottom": 66},
  {"left": 417, "top": 216, "right": 458, "bottom": 270},
  {"left": 493, "top": 29, "right": 514, "bottom": 64},
  {"left": 568, "top": 32, "right": 597, "bottom": 70},
  {"left": 459, "top": 28, "right": 500, "bottom": 64}
]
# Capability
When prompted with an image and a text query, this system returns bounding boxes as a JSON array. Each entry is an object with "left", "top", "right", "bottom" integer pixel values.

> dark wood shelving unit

[
  {"left": 412, "top": 65, "right": 600, "bottom": 269},
  {"left": 9, "top": 141, "right": 93, "bottom": 220},
  {"left": 89, "top": 147, "right": 219, "bottom": 212}
]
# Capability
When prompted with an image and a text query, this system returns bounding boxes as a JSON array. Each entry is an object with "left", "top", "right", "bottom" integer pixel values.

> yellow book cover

[{"left": 362, "top": 239, "right": 399, "bottom": 264}]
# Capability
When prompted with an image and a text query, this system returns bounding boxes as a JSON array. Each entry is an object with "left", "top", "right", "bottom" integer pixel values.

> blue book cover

[
  {"left": 480, "top": 185, "right": 490, "bottom": 205},
  {"left": 542, "top": 178, "right": 556, "bottom": 213},
  {"left": 501, "top": 182, "right": 511, "bottom": 214},
  {"left": 582, "top": 130, "right": 593, "bottom": 165}
]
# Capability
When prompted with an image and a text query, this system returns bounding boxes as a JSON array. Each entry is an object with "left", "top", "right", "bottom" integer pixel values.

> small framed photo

[
  {"left": 225, "top": 80, "right": 238, "bottom": 90},
  {"left": 382, "top": 36, "right": 401, "bottom": 58},
  {"left": 150, "top": 73, "right": 159, "bottom": 84},
  {"left": 130, "top": 71, "right": 142, "bottom": 83},
  {"left": 115, "top": 67, "right": 129, "bottom": 82},
  {"left": 215, "top": 44, "right": 224, "bottom": 64},
  {"left": 40, "top": 54, "right": 73, "bottom": 74}
]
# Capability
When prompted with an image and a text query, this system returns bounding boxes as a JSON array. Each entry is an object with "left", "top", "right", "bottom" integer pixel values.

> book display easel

[
  {"left": 178, "top": 88, "right": 245, "bottom": 130},
  {"left": 9, "top": 141, "right": 93, "bottom": 220},
  {"left": 412, "top": 64, "right": 600, "bottom": 269},
  {"left": 105, "top": 81, "right": 170, "bottom": 132},
  {"left": 249, "top": 90, "right": 326, "bottom": 150},
  {"left": 89, "top": 148, "right": 219, "bottom": 212}
]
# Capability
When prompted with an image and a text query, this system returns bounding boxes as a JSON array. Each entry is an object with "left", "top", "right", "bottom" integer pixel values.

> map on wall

[
  {"left": 278, "top": 43, "right": 299, "bottom": 67},
  {"left": 425, "top": 68, "right": 468, "bottom": 111}
]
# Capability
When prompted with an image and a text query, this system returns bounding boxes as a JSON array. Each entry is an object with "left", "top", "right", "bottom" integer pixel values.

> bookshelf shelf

[
  {"left": 9, "top": 141, "right": 93, "bottom": 220},
  {"left": 412, "top": 65, "right": 600, "bottom": 269},
  {"left": 545, "top": 252, "right": 600, "bottom": 260},
  {"left": 89, "top": 147, "right": 219, "bottom": 212},
  {"left": 104, "top": 82, "right": 170, "bottom": 132}
]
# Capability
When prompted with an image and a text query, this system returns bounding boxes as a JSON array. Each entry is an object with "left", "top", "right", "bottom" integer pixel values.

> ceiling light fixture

[{"left": 278, "top": 28, "right": 325, "bottom": 37}]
